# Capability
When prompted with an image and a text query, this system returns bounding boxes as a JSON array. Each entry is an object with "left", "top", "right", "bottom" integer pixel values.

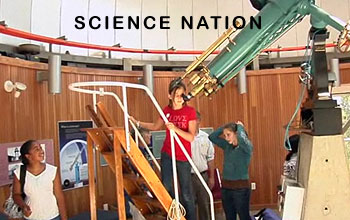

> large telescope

[{"left": 181, "top": 0, "right": 350, "bottom": 100}]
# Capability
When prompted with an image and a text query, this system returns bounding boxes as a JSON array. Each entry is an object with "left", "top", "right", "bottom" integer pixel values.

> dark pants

[
  {"left": 124, "top": 191, "right": 133, "bottom": 218},
  {"left": 221, "top": 188, "right": 251, "bottom": 220},
  {"left": 161, "top": 152, "right": 196, "bottom": 220},
  {"left": 192, "top": 171, "right": 210, "bottom": 220}
]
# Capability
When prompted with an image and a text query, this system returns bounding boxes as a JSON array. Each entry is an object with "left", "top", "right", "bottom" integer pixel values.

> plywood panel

[
  {"left": 0, "top": 63, "right": 15, "bottom": 142},
  {"left": 341, "top": 63, "right": 350, "bottom": 83}
]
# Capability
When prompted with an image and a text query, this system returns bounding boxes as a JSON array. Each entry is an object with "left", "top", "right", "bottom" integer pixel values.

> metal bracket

[{"left": 36, "top": 71, "right": 48, "bottom": 82}]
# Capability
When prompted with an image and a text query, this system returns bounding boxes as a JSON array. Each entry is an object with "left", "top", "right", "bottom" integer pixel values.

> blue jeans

[
  {"left": 221, "top": 188, "right": 251, "bottom": 220},
  {"left": 161, "top": 152, "right": 196, "bottom": 220}
]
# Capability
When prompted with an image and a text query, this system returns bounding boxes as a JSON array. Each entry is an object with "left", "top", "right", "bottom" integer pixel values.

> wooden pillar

[
  {"left": 114, "top": 130, "right": 126, "bottom": 220},
  {"left": 87, "top": 134, "right": 97, "bottom": 220},
  {"left": 96, "top": 150, "right": 104, "bottom": 196}
]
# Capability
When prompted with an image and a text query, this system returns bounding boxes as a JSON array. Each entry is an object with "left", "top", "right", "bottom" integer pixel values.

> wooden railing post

[
  {"left": 87, "top": 134, "right": 97, "bottom": 220},
  {"left": 114, "top": 129, "right": 126, "bottom": 220}
]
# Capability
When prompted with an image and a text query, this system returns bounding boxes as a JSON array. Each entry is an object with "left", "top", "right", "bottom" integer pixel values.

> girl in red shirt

[{"left": 131, "top": 79, "right": 197, "bottom": 220}]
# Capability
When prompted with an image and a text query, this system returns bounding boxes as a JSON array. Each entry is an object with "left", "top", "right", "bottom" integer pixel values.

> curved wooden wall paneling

[{"left": 1, "top": 56, "right": 350, "bottom": 215}]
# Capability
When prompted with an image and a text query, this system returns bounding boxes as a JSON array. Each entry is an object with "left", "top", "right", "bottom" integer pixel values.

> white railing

[{"left": 69, "top": 81, "right": 215, "bottom": 220}]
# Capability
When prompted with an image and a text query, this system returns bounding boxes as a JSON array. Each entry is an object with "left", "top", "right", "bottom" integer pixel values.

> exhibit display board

[
  {"left": 0, "top": 139, "right": 54, "bottom": 186},
  {"left": 151, "top": 127, "right": 213, "bottom": 159},
  {"left": 58, "top": 120, "right": 93, "bottom": 190}
]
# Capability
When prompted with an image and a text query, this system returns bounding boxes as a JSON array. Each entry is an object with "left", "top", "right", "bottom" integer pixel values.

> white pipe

[
  {"left": 238, "top": 67, "right": 247, "bottom": 94},
  {"left": 170, "top": 131, "right": 180, "bottom": 217},
  {"left": 48, "top": 54, "right": 61, "bottom": 94},
  {"left": 93, "top": 93, "right": 97, "bottom": 113},
  {"left": 172, "top": 134, "right": 215, "bottom": 220},
  {"left": 143, "top": 64, "right": 154, "bottom": 94},
  {"left": 330, "top": 58, "right": 340, "bottom": 87},
  {"left": 122, "top": 85, "right": 131, "bottom": 152},
  {"left": 104, "top": 91, "right": 161, "bottom": 171}
]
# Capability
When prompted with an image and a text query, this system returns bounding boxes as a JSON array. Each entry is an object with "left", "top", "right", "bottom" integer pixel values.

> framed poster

[
  {"left": 0, "top": 139, "right": 54, "bottom": 186},
  {"left": 58, "top": 120, "right": 93, "bottom": 190}
]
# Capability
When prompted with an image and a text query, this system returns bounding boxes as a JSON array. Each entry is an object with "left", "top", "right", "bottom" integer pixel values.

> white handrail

[
  {"left": 69, "top": 81, "right": 215, "bottom": 220},
  {"left": 121, "top": 85, "right": 131, "bottom": 151}
]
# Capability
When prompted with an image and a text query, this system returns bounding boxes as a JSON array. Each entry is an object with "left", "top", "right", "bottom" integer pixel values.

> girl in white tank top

[{"left": 12, "top": 140, "right": 67, "bottom": 220}]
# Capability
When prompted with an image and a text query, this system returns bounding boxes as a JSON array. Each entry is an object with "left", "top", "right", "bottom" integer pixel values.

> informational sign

[
  {"left": 151, "top": 127, "right": 213, "bottom": 159},
  {"left": 0, "top": 139, "right": 54, "bottom": 186},
  {"left": 58, "top": 120, "right": 92, "bottom": 190}
]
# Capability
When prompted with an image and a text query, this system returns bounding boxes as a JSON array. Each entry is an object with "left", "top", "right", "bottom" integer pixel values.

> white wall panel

[
  {"left": 217, "top": 0, "right": 243, "bottom": 52},
  {"left": 0, "top": 0, "right": 349, "bottom": 61},
  {"left": 242, "top": 0, "right": 257, "bottom": 20},
  {"left": 88, "top": 0, "right": 116, "bottom": 57},
  {"left": 267, "top": 0, "right": 299, "bottom": 59},
  {"left": 321, "top": 0, "right": 349, "bottom": 53},
  {"left": 0, "top": 0, "right": 31, "bottom": 46},
  {"left": 113, "top": 0, "right": 142, "bottom": 60},
  {"left": 193, "top": 0, "right": 219, "bottom": 61},
  {"left": 141, "top": 0, "right": 167, "bottom": 61},
  {"left": 31, "top": 0, "right": 61, "bottom": 53},
  {"left": 60, "top": 0, "right": 89, "bottom": 56},
  {"left": 295, "top": 17, "right": 312, "bottom": 57},
  {"left": 0, "top": 0, "right": 2, "bottom": 44},
  {"left": 270, "top": 29, "right": 298, "bottom": 58},
  {"left": 167, "top": 0, "right": 194, "bottom": 61},
  {"left": 0, "top": 0, "right": 2, "bottom": 24}
]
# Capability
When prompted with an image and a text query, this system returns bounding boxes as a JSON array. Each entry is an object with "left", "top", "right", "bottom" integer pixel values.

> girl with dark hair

[
  {"left": 209, "top": 121, "right": 253, "bottom": 220},
  {"left": 130, "top": 78, "right": 197, "bottom": 220},
  {"left": 12, "top": 140, "right": 67, "bottom": 220}
]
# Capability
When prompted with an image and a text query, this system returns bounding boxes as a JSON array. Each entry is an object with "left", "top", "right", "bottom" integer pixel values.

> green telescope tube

[{"left": 207, "top": 0, "right": 346, "bottom": 87}]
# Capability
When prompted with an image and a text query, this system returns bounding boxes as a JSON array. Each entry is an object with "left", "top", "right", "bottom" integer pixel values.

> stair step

[
  {"left": 131, "top": 195, "right": 163, "bottom": 210},
  {"left": 101, "top": 151, "right": 128, "bottom": 158},
  {"left": 124, "top": 173, "right": 147, "bottom": 185},
  {"left": 101, "top": 151, "right": 135, "bottom": 174},
  {"left": 144, "top": 213, "right": 167, "bottom": 220}
]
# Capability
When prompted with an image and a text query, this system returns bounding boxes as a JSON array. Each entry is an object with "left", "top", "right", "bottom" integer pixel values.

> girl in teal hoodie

[{"left": 209, "top": 121, "right": 253, "bottom": 220}]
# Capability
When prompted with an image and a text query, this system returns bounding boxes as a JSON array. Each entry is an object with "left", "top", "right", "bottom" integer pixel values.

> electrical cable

[{"left": 283, "top": 30, "right": 321, "bottom": 150}]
